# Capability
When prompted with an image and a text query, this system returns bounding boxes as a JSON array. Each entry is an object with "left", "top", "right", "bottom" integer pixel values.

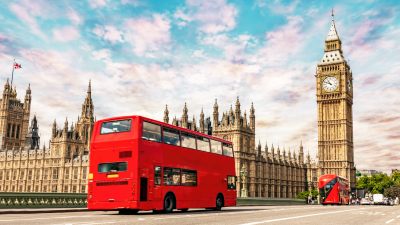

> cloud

[
  {"left": 256, "top": 0, "right": 299, "bottom": 15},
  {"left": 53, "top": 26, "right": 81, "bottom": 42},
  {"left": 92, "top": 49, "right": 111, "bottom": 60},
  {"left": 192, "top": 49, "right": 205, "bottom": 58},
  {"left": 87, "top": 0, "right": 109, "bottom": 9},
  {"left": 67, "top": 7, "right": 84, "bottom": 25},
  {"left": 125, "top": 14, "right": 171, "bottom": 56},
  {"left": 121, "top": 0, "right": 145, "bottom": 7},
  {"left": 92, "top": 25, "right": 124, "bottom": 44},
  {"left": 176, "top": 0, "right": 238, "bottom": 33}
]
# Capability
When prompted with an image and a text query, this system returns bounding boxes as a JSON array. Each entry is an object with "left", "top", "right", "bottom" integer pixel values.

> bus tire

[
  {"left": 214, "top": 194, "right": 224, "bottom": 211},
  {"left": 163, "top": 193, "right": 175, "bottom": 213},
  {"left": 118, "top": 209, "right": 138, "bottom": 215}
]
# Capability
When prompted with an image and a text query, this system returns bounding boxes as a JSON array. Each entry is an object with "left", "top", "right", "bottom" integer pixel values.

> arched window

[
  {"left": 7, "top": 124, "right": 11, "bottom": 137},
  {"left": 67, "top": 146, "right": 71, "bottom": 157},
  {"left": 16, "top": 125, "right": 20, "bottom": 139},
  {"left": 11, "top": 124, "right": 15, "bottom": 138},
  {"left": 76, "top": 147, "right": 79, "bottom": 155}
]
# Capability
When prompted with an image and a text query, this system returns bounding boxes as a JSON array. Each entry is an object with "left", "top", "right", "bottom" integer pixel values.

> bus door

[
  {"left": 153, "top": 165, "right": 162, "bottom": 201},
  {"left": 140, "top": 168, "right": 150, "bottom": 207}
]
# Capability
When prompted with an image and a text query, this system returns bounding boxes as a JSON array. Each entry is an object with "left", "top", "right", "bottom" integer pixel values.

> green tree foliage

[
  {"left": 384, "top": 184, "right": 400, "bottom": 198},
  {"left": 296, "top": 190, "right": 319, "bottom": 199},
  {"left": 356, "top": 172, "right": 400, "bottom": 195}
]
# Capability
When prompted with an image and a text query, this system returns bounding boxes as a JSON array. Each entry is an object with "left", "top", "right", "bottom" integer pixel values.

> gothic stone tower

[
  {"left": 316, "top": 13, "right": 356, "bottom": 189},
  {"left": 0, "top": 79, "right": 31, "bottom": 149}
]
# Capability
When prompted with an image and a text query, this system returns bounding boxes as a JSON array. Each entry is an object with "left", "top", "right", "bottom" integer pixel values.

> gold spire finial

[{"left": 331, "top": 7, "right": 334, "bottom": 17}]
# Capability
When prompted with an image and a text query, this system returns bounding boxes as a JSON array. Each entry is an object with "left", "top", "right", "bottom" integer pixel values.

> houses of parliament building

[
  {"left": 0, "top": 13, "right": 355, "bottom": 196},
  {"left": 0, "top": 79, "right": 94, "bottom": 193}
]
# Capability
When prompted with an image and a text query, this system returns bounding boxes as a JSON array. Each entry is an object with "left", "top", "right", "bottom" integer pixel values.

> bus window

[
  {"left": 163, "top": 167, "right": 181, "bottom": 186},
  {"left": 163, "top": 127, "right": 180, "bottom": 146},
  {"left": 228, "top": 176, "right": 236, "bottom": 189},
  {"left": 223, "top": 143, "right": 234, "bottom": 157},
  {"left": 181, "top": 132, "right": 196, "bottom": 149},
  {"left": 182, "top": 169, "right": 197, "bottom": 186},
  {"left": 210, "top": 139, "right": 222, "bottom": 155},
  {"left": 142, "top": 122, "right": 162, "bottom": 142},
  {"left": 197, "top": 136, "right": 210, "bottom": 152},
  {"left": 100, "top": 119, "right": 131, "bottom": 134},
  {"left": 154, "top": 166, "right": 161, "bottom": 185},
  {"left": 98, "top": 162, "right": 127, "bottom": 173}
]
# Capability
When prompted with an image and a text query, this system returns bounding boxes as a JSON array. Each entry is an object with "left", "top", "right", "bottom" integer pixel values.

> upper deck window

[
  {"left": 223, "top": 143, "right": 234, "bottom": 157},
  {"left": 142, "top": 121, "right": 162, "bottom": 143},
  {"left": 163, "top": 127, "right": 180, "bottom": 146},
  {"left": 197, "top": 136, "right": 210, "bottom": 152},
  {"left": 210, "top": 139, "right": 222, "bottom": 155},
  {"left": 101, "top": 119, "right": 131, "bottom": 134},
  {"left": 181, "top": 132, "right": 196, "bottom": 149}
]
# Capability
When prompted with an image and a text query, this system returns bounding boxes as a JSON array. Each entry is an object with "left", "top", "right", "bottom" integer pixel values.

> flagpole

[{"left": 11, "top": 59, "right": 15, "bottom": 86}]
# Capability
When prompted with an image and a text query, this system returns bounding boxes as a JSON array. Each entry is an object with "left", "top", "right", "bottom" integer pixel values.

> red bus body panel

[
  {"left": 319, "top": 174, "right": 349, "bottom": 205},
  {"left": 88, "top": 116, "right": 237, "bottom": 211}
]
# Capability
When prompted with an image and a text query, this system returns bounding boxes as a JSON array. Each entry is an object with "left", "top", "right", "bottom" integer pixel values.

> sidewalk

[{"left": 0, "top": 208, "right": 88, "bottom": 214}]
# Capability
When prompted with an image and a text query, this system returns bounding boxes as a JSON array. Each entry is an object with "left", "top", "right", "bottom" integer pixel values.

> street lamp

[{"left": 240, "top": 165, "right": 247, "bottom": 197}]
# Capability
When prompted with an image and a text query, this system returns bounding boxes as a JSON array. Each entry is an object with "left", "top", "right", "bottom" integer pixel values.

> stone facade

[
  {"left": 315, "top": 13, "right": 356, "bottom": 189},
  {"left": 0, "top": 81, "right": 94, "bottom": 193},
  {"left": 163, "top": 98, "right": 315, "bottom": 198}
]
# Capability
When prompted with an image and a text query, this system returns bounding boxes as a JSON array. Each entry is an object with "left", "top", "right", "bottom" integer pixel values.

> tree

[
  {"left": 384, "top": 184, "right": 400, "bottom": 198},
  {"left": 356, "top": 172, "right": 400, "bottom": 195},
  {"left": 296, "top": 190, "right": 319, "bottom": 199}
]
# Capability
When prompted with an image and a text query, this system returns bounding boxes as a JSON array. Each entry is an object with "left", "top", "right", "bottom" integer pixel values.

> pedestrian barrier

[
  {"left": 237, "top": 197, "right": 306, "bottom": 205},
  {"left": 0, "top": 192, "right": 87, "bottom": 208}
]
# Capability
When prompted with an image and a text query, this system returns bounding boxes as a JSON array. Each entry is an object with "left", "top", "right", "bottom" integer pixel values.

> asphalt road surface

[{"left": 1, "top": 205, "right": 399, "bottom": 225}]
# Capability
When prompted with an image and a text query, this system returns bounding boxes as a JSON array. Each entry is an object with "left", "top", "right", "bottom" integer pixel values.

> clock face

[
  {"left": 322, "top": 76, "right": 339, "bottom": 92},
  {"left": 348, "top": 78, "right": 352, "bottom": 93}
]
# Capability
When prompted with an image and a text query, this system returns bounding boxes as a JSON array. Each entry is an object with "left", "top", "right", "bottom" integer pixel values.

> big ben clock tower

[{"left": 316, "top": 11, "right": 356, "bottom": 189}]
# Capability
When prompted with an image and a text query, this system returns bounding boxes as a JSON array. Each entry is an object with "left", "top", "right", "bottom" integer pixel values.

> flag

[{"left": 14, "top": 62, "right": 21, "bottom": 69}]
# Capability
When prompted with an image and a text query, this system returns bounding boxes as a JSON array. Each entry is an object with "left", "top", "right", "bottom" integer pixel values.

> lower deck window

[
  {"left": 98, "top": 162, "right": 127, "bottom": 173},
  {"left": 182, "top": 169, "right": 197, "bottom": 186},
  {"left": 228, "top": 175, "right": 236, "bottom": 189},
  {"left": 163, "top": 167, "right": 181, "bottom": 186}
]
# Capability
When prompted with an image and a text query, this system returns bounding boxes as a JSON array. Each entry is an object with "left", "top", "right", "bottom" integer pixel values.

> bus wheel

[
  {"left": 214, "top": 195, "right": 223, "bottom": 211},
  {"left": 163, "top": 193, "right": 175, "bottom": 213},
  {"left": 119, "top": 209, "right": 138, "bottom": 215}
]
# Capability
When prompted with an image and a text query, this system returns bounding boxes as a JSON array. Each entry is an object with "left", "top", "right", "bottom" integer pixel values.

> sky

[{"left": 0, "top": 0, "right": 399, "bottom": 174}]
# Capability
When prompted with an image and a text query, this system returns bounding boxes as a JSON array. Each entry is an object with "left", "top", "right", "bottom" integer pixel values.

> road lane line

[
  {"left": 0, "top": 215, "right": 107, "bottom": 222},
  {"left": 386, "top": 219, "right": 395, "bottom": 223},
  {"left": 240, "top": 208, "right": 363, "bottom": 225}
]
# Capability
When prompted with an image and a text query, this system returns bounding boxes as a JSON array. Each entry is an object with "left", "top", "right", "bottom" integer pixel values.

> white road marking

[
  {"left": 386, "top": 219, "right": 395, "bottom": 223},
  {"left": 0, "top": 215, "right": 106, "bottom": 222},
  {"left": 240, "top": 208, "right": 363, "bottom": 225}
]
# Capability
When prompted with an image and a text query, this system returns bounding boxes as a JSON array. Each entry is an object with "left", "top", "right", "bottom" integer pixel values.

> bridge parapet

[{"left": 0, "top": 192, "right": 87, "bottom": 208}]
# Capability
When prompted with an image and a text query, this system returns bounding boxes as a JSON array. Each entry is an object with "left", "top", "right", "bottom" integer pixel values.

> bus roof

[{"left": 96, "top": 115, "right": 233, "bottom": 144}]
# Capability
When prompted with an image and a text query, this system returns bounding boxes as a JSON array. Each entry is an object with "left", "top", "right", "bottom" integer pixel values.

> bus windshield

[
  {"left": 101, "top": 119, "right": 131, "bottom": 134},
  {"left": 319, "top": 177, "right": 337, "bottom": 200}
]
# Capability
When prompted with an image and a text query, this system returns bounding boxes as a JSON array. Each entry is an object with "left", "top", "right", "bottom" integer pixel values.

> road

[{"left": 0, "top": 205, "right": 399, "bottom": 225}]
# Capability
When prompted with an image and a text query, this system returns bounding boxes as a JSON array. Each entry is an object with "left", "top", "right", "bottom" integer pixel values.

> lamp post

[
  {"left": 240, "top": 165, "right": 247, "bottom": 197},
  {"left": 308, "top": 181, "right": 312, "bottom": 204}
]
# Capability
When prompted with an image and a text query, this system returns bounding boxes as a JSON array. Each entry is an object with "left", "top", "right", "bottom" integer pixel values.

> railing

[{"left": 0, "top": 192, "right": 87, "bottom": 208}]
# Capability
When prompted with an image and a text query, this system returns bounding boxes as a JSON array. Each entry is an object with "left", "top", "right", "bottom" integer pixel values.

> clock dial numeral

[{"left": 322, "top": 76, "right": 339, "bottom": 92}]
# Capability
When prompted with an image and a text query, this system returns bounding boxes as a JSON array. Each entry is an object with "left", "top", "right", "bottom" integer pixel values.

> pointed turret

[
  {"left": 243, "top": 110, "right": 247, "bottom": 127},
  {"left": 264, "top": 142, "right": 269, "bottom": 160},
  {"left": 277, "top": 145, "right": 280, "bottom": 161},
  {"left": 235, "top": 96, "right": 240, "bottom": 125},
  {"left": 182, "top": 102, "right": 188, "bottom": 129},
  {"left": 299, "top": 141, "right": 304, "bottom": 163},
  {"left": 271, "top": 143, "right": 275, "bottom": 161},
  {"left": 250, "top": 102, "right": 255, "bottom": 131},
  {"left": 63, "top": 117, "right": 68, "bottom": 135},
  {"left": 199, "top": 108, "right": 205, "bottom": 133},
  {"left": 213, "top": 99, "right": 219, "bottom": 130},
  {"left": 81, "top": 80, "right": 94, "bottom": 120},
  {"left": 191, "top": 115, "right": 196, "bottom": 131},
  {"left": 163, "top": 104, "right": 169, "bottom": 123},
  {"left": 326, "top": 10, "right": 339, "bottom": 41}
]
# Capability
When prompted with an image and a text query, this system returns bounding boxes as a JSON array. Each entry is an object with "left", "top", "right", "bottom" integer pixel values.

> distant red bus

[
  {"left": 88, "top": 116, "right": 237, "bottom": 214},
  {"left": 319, "top": 174, "right": 349, "bottom": 205}
]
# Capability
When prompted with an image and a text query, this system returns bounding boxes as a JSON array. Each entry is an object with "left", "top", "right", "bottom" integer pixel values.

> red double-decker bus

[
  {"left": 88, "top": 116, "right": 237, "bottom": 214},
  {"left": 319, "top": 174, "right": 349, "bottom": 205}
]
